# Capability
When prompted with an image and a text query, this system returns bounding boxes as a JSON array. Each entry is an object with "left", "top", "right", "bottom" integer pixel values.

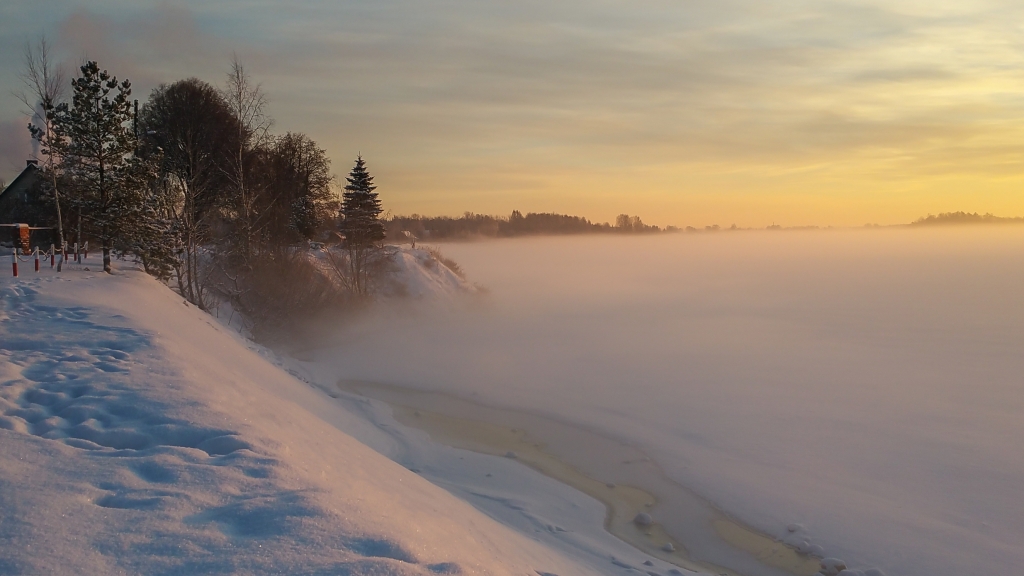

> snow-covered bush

[{"left": 220, "top": 249, "right": 351, "bottom": 340}]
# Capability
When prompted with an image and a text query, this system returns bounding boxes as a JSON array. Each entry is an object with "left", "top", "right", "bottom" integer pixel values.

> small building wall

[
  {"left": 0, "top": 163, "right": 59, "bottom": 250},
  {"left": 0, "top": 163, "right": 56, "bottom": 228}
]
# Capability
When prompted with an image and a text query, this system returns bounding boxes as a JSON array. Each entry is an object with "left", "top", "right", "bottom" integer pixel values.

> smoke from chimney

[{"left": 30, "top": 101, "right": 45, "bottom": 160}]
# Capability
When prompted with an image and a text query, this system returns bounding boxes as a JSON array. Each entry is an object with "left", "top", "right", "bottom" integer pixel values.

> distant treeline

[
  {"left": 385, "top": 211, "right": 665, "bottom": 240},
  {"left": 910, "top": 212, "right": 1024, "bottom": 226}
]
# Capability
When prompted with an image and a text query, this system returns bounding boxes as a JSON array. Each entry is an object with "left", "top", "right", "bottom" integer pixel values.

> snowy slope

[
  {"left": 382, "top": 247, "right": 473, "bottom": 299},
  {"left": 0, "top": 266, "right": 592, "bottom": 576},
  {"left": 302, "top": 245, "right": 474, "bottom": 301}
]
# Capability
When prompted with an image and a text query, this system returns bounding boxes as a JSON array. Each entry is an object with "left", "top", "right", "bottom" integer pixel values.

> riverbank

[{"left": 336, "top": 379, "right": 821, "bottom": 576}]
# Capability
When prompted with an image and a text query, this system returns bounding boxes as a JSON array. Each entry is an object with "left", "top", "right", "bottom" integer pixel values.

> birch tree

[
  {"left": 21, "top": 36, "right": 68, "bottom": 248},
  {"left": 222, "top": 56, "right": 272, "bottom": 261}
]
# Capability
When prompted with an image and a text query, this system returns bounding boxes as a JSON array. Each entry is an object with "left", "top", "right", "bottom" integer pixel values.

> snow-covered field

[
  {"left": 305, "top": 228, "right": 1024, "bottom": 576},
  {"left": 0, "top": 264, "right": 615, "bottom": 576}
]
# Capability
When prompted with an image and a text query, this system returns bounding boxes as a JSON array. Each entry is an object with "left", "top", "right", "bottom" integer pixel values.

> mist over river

[{"left": 313, "top": 228, "right": 1024, "bottom": 576}]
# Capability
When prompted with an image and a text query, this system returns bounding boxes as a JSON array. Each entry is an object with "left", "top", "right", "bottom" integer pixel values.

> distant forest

[
  {"left": 385, "top": 211, "right": 666, "bottom": 240},
  {"left": 383, "top": 210, "right": 1024, "bottom": 240},
  {"left": 909, "top": 212, "right": 1024, "bottom": 226}
]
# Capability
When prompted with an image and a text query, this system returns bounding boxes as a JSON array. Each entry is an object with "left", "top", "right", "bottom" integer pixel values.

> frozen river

[{"left": 315, "top": 228, "right": 1024, "bottom": 576}]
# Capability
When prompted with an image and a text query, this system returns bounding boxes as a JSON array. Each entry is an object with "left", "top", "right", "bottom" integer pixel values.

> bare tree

[
  {"left": 255, "top": 132, "right": 337, "bottom": 245},
  {"left": 16, "top": 37, "right": 67, "bottom": 128},
  {"left": 18, "top": 36, "right": 68, "bottom": 249},
  {"left": 221, "top": 55, "right": 273, "bottom": 261},
  {"left": 141, "top": 78, "right": 240, "bottom": 309}
]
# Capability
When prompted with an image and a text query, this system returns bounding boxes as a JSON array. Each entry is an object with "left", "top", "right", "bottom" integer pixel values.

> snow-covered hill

[
  {"left": 378, "top": 246, "right": 473, "bottom": 299},
  {"left": 0, "top": 267, "right": 588, "bottom": 575},
  {"left": 301, "top": 245, "right": 475, "bottom": 301}
]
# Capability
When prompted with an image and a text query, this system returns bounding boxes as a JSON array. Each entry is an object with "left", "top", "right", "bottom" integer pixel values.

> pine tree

[
  {"left": 47, "top": 61, "right": 163, "bottom": 274},
  {"left": 338, "top": 155, "right": 385, "bottom": 294}
]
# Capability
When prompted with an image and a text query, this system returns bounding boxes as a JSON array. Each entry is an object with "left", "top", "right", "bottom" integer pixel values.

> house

[{"left": 0, "top": 160, "right": 58, "bottom": 250}]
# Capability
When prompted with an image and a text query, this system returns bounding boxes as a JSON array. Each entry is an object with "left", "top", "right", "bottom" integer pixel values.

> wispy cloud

[{"left": 3, "top": 0, "right": 1024, "bottom": 224}]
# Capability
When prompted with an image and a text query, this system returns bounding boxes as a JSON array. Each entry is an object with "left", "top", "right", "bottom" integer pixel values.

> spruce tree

[
  {"left": 340, "top": 155, "right": 385, "bottom": 247},
  {"left": 339, "top": 155, "right": 385, "bottom": 294}
]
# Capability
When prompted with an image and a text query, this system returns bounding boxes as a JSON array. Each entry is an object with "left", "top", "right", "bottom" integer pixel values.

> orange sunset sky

[{"left": 2, "top": 1, "right": 1023, "bottom": 228}]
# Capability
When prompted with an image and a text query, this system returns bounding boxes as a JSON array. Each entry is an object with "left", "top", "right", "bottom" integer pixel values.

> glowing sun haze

[{"left": 2, "top": 0, "right": 1023, "bottom": 227}]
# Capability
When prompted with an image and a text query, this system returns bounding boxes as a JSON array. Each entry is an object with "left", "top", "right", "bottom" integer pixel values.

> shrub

[
  {"left": 222, "top": 249, "right": 350, "bottom": 340},
  {"left": 425, "top": 246, "right": 465, "bottom": 279}
]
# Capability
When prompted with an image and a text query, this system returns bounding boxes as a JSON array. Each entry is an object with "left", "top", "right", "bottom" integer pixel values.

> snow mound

[
  {"left": 380, "top": 246, "right": 475, "bottom": 299},
  {"left": 302, "top": 245, "right": 475, "bottom": 300},
  {"left": 633, "top": 512, "right": 654, "bottom": 527},
  {"left": 0, "top": 270, "right": 584, "bottom": 576}
]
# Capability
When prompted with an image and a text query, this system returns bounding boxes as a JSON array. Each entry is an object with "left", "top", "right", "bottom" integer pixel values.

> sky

[{"left": 2, "top": 0, "right": 1023, "bottom": 228}]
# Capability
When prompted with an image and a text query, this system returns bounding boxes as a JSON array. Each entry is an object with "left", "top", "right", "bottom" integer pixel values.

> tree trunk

[
  {"left": 102, "top": 231, "right": 111, "bottom": 273},
  {"left": 49, "top": 167, "right": 64, "bottom": 248},
  {"left": 176, "top": 265, "right": 187, "bottom": 299},
  {"left": 186, "top": 244, "right": 196, "bottom": 303},
  {"left": 76, "top": 207, "right": 82, "bottom": 259},
  {"left": 190, "top": 244, "right": 206, "bottom": 311}
]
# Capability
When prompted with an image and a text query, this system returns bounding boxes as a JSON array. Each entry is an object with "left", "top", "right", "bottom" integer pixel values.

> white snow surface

[
  {"left": 307, "top": 229, "right": 1024, "bottom": 576},
  {"left": 304, "top": 245, "right": 474, "bottom": 300},
  {"left": 0, "top": 267, "right": 600, "bottom": 576},
  {"left": 382, "top": 247, "right": 472, "bottom": 299}
]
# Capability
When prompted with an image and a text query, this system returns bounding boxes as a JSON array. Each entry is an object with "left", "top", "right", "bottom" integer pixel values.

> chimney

[{"left": 27, "top": 160, "right": 39, "bottom": 167}]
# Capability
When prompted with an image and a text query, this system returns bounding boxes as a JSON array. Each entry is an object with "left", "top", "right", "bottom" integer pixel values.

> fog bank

[{"left": 310, "top": 228, "right": 1024, "bottom": 576}]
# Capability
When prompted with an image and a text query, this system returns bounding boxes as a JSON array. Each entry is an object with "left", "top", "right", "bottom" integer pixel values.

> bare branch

[
  {"left": 15, "top": 35, "right": 69, "bottom": 246},
  {"left": 14, "top": 35, "right": 67, "bottom": 113},
  {"left": 223, "top": 54, "right": 273, "bottom": 147},
  {"left": 221, "top": 54, "right": 274, "bottom": 260}
]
